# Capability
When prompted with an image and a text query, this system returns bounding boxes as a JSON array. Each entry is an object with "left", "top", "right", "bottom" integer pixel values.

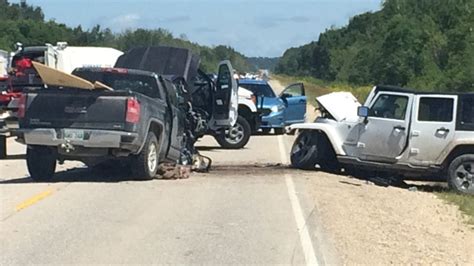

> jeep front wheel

[
  {"left": 290, "top": 130, "right": 319, "bottom": 170},
  {"left": 448, "top": 154, "right": 474, "bottom": 195},
  {"left": 215, "top": 115, "right": 251, "bottom": 149}
]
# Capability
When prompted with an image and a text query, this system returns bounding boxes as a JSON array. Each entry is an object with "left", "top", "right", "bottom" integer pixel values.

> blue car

[{"left": 238, "top": 79, "right": 306, "bottom": 134}]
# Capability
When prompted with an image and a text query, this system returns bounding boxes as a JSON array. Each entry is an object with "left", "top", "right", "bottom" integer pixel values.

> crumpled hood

[{"left": 316, "top": 92, "right": 361, "bottom": 122}]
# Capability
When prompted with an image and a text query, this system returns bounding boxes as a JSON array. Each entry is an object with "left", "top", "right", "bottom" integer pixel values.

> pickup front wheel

[
  {"left": 448, "top": 154, "right": 474, "bottom": 195},
  {"left": 215, "top": 115, "right": 251, "bottom": 149},
  {"left": 26, "top": 145, "right": 57, "bottom": 182},
  {"left": 131, "top": 132, "right": 159, "bottom": 180}
]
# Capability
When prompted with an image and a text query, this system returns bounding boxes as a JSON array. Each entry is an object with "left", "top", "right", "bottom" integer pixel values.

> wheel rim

[
  {"left": 224, "top": 123, "right": 244, "bottom": 144},
  {"left": 291, "top": 133, "right": 312, "bottom": 162},
  {"left": 147, "top": 142, "right": 157, "bottom": 173},
  {"left": 454, "top": 162, "right": 474, "bottom": 192}
]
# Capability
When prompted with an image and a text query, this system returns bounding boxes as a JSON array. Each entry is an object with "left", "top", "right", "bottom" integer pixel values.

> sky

[{"left": 21, "top": 0, "right": 382, "bottom": 57}]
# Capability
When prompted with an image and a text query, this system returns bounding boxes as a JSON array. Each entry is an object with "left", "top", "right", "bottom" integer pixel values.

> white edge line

[{"left": 278, "top": 135, "right": 319, "bottom": 266}]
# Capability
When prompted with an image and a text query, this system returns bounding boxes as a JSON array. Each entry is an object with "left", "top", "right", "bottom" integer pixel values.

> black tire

[
  {"left": 317, "top": 134, "right": 340, "bottom": 173},
  {"left": 26, "top": 145, "right": 57, "bottom": 182},
  {"left": 0, "top": 135, "right": 6, "bottom": 159},
  {"left": 290, "top": 130, "right": 319, "bottom": 170},
  {"left": 447, "top": 154, "right": 474, "bottom": 195},
  {"left": 274, "top": 128, "right": 285, "bottom": 135},
  {"left": 131, "top": 132, "right": 159, "bottom": 180},
  {"left": 215, "top": 115, "right": 251, "bottom": 149}
]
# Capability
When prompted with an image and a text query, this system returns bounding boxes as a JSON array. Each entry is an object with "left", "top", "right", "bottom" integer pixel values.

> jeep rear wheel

[
  {"left": 131, "top": 132, "right": 159, "bottom": 180},
  {"left": 215, "top": 115, "right": 251, "bottom": 149},
  {"left": 290, "top": 130, "right": 319, "bottom": 170},
  {"left": 26, "top": 145, "right": 57, "bottom": 182},
  {"left": 448, "top": 154, "right": 474, "bottom": 195}
]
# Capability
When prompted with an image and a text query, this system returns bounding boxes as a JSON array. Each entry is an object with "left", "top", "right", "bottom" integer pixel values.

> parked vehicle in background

[
  {"left": 238, "top": 79, "right": 306, "bottom": 134},
  {"left": 0, "top": 49, "right": 8, "bottom": 79},
  {"left": 289, "top": 85, "right": 474, "bottom": 195},
  {"left": 17, "top": 46, "right": 238, "bottom": 181},
  {"left": 214, "top": 87, "right": 260, "bottom": 149},
  {"left": 0, "top": 42, "right": 123, "bottom": 159}
]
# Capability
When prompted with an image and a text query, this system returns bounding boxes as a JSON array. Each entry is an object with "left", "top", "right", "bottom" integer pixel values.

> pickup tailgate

[{"left": 22, "top": 89, "right": 131, "bottom": 131}]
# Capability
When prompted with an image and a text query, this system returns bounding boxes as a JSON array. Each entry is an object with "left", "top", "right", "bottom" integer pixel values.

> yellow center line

[{"left": 15, "top": 189, "right": 55, "bottom": 212}]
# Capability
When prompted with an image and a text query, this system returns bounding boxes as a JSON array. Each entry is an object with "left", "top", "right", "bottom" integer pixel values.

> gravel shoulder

[{"left": 299, "top": 169, "right": 474, "bottom": 264}]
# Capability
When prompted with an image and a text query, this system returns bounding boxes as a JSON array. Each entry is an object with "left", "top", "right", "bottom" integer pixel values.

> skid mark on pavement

[
  {"left": 15, "top": 189, "right": 54, "bottom": 212},
  {"left": 278, "top": 136, "right": 319, "bottom": 266}
]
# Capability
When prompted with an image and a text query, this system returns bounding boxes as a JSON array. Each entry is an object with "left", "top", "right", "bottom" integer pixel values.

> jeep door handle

[
  {"left": 394, "top": 126, "right": 406, "bottom": 131},
  {"left": 437, "top": 127, "right": 450, "bottom": 133}
]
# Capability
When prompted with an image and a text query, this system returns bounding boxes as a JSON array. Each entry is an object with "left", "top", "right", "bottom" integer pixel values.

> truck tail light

[
  {"left": 126, "top": 98, "right": 140, "bottom": 124},
  {"left": 17, "top": 93, "right": 27, "bottom": 118}
]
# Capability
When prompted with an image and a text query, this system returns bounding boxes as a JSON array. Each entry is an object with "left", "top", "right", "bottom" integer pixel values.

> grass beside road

[
  {"left": 437, "top": 193, "right": 474, "bottom": 225},
  {"left": 271, "top": 74, "right": 372, "bottom": 107}
]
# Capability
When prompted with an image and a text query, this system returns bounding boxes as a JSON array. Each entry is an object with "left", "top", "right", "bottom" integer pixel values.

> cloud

[
  {"left": 253, "top": 15, "right": 312, "bottom": 29},
  {"left": 158, "top": 15, "right": 191, "bottom": 24},
  {"left": 194, "top": 27, "right": 218, "bottom": 33},
  {"left": 111, "top": 13, "right": 141, "bottom": 25}
]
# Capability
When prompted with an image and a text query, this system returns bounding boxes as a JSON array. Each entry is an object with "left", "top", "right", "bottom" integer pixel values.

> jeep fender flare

[{"left": 288, "top": 123, "right": 346, "bottom": 156}]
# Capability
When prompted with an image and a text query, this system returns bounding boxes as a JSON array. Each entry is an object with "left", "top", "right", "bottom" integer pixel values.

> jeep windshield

[{"left": 74, "top": 70, "right": 160, "bottom": 98}]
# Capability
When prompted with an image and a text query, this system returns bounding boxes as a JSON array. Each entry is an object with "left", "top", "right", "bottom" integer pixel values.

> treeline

[
  {"left": 0, "top": 0, "right": 251, "bottom": 72},
  {"left": 276, "top": 0, "right": 474, "bottom": 92}
]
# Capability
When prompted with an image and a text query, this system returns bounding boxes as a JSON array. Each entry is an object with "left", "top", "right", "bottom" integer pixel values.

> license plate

[{"left": 64, "top": 129, "right": 84, "bottom": 140}]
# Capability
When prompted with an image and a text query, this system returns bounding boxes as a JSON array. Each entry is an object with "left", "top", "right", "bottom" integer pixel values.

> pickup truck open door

[{"left": 210, "top": 60, "right": 238, "bottom": 129}]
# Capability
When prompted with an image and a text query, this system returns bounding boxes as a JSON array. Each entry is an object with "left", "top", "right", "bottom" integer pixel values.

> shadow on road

[
  {"left": 1, "top": 154, "right": 26, "bottom": 160},
  {"left": 0, "top": 166, "right": 144, "bottom": 184}
]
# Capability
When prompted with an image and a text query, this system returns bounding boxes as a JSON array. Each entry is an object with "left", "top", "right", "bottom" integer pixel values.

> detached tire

[
  {"left": 447, "top": 154, "right": 474, "bottom": 195},
  {"left": 290, "top": 130, "right": 319, "bottom": 170},
  {"left": 131, "top": 132, "right": 159, "bottom": 180},
  {"left": 215, "top": 115, "right": 251, "bottom": 149},
  {"left": 26, "top": 145, "right": 57, "bottom": 182}
]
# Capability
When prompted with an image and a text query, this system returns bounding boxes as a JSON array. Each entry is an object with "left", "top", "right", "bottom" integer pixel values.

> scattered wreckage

[
  {"left": 289, "top": 86, "right": 474, "bottom": 195},
  {"left": 16, "top": 46, "right": 238, "bottom": 180}
]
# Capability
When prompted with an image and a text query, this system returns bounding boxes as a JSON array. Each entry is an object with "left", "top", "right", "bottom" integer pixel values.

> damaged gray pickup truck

[
  {"left": 289, "top": 85, "right": 474, "bottom": 194},
  {"left": 17, "top": 47, "right": 238, "bottom": 181}
]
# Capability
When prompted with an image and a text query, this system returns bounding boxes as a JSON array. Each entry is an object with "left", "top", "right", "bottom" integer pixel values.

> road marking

[
  {"left": 278, "top": 135, "right": 319, "bottom": 266},
  {"left": 15, "top": 189, "right": 54, "bottom": 212}
]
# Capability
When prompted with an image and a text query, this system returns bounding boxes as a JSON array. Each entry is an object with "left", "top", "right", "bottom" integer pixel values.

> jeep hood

[{"left": 316, "top": 92, "right": 361, "bottom": 122}]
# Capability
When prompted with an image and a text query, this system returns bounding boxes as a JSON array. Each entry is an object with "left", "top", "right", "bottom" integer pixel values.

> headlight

[{"left": 271, "top": 104, "right": 285, "bottom": 113}]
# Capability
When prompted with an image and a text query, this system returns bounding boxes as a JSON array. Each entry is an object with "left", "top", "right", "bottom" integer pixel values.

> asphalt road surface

[{"left": 0, "top": 135, "right": 338, "bottom": 265}]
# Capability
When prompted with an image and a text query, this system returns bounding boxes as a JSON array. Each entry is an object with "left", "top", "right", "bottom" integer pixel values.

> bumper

[
  {"left": 260, "top": 111, "right": 285, "bottom": 128},
  {"left": 18, "top": 128, "right": 139, "bottom": 150}
]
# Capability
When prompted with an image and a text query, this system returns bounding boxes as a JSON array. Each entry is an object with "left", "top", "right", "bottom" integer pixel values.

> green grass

[
  {"left": 437, "top": 193, "right": 474, "bottom": 225},
  {"left": 271, "top": 74, "right": 372, "bottom": 107}
]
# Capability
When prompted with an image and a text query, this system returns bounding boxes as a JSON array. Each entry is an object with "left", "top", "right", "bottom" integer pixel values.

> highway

[{"left": 0, "top": 135, "right": 338, "bottom": 265}]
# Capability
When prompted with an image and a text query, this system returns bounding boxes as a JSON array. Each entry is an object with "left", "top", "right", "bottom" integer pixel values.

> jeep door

[
  {"left": 280, "top": 83, "right": 306, "bottom": 124},
  {"left": 210, "top": 60, "right": 238, "bottom": 129},
  {"left": 356, "top": 92, "right": 413, "bottom": 162},
  {"left": 408, "top": 95, "right": 457, "bottom": 166}
]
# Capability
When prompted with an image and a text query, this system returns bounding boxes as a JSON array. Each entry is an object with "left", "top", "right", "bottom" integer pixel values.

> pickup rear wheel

[
  {"left": 215, "top": 115, "right": 251, "bottom": 149},
  {"left": 448, "top": 154, "right": 474, "bottom": 195},
  {"left": 132, "top": 132, "right": 159, "bottom": 180},
  {"left": 290, "top": 130, "right": 319, "bottom": 170},
  {"left": 26, "top": 145, "right": 57, "bottom": 182}
]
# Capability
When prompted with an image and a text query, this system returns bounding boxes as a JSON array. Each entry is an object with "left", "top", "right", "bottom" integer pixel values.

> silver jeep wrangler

[{"left": 289, "top": 85, "right": 474, "bottom": 194}]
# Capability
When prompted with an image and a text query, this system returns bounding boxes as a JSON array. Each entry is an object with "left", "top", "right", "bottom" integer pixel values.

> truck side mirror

[{"left": 358, "top": 106, "right": 369, "bottom": 118}]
